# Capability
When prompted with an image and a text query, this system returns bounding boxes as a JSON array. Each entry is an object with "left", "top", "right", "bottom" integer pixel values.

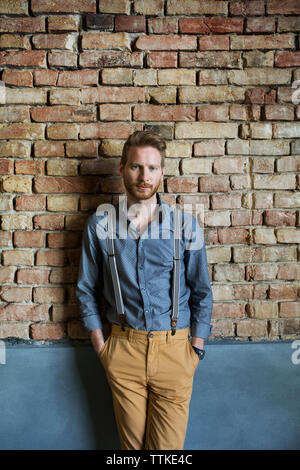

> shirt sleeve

[
  {"left": 183, "top": 212, "right": 214, "bottom": 339},
  {"left": 76, "top": 214, "right": 103, "bottom": 333}
]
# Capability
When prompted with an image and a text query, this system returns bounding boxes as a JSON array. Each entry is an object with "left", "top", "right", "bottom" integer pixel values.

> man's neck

[{"left": 125, "top": 192, "right": 158, "bottom": 229}]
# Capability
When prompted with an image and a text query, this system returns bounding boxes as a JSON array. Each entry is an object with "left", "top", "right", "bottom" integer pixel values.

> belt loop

[
  {"left": 166, "top": 331, "right": 169, "bottom": 344},
  {"left": 129, "top": 328, "right": 133, "bottom": 342}
]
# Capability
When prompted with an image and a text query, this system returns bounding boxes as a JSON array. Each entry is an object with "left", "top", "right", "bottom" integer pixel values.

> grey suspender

[
  {"left": 171, "top": 207, "right": 181, "bottom": 335},
  {"left": 107, "top": 208, "right": 126, "bottom": 330},
  {"left": 106, "top": 206, "right": 181, "bottom": 335}
]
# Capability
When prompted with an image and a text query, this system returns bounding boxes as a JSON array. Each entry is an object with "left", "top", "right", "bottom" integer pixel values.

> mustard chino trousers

[{"left": 98, "top": 323, "right": 199, "bottom": 450}]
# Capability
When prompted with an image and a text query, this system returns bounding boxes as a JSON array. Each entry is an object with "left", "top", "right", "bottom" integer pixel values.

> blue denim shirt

[{"left": 76, "top": 192, "right": 213, "bottom": 339}]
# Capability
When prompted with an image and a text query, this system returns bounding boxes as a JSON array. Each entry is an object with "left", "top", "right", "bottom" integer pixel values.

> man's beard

[{"left": 123, "top": 178, "right": 161, "bottom": 201}]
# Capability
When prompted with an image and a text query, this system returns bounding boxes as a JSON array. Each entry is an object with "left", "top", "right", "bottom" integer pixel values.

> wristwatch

[{"left": 192, "top": 346, "right": 205, "bottom": 360}]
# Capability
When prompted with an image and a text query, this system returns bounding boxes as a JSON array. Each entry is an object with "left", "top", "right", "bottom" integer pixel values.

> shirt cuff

[
  {"left": 190, "top": 322, "right": 213, "bottom": 340},
  {"left": 81, "top": 314, "right": 103, "bottom": 333}
]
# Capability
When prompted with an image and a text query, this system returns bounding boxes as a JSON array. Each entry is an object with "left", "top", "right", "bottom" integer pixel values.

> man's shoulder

[{"left": 84, "top": 210, "right": 109, "bottom": 233}]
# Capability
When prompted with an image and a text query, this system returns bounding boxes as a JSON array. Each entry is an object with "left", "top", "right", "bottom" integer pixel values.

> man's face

[{"left": 120, "top": 146, "right": 164, "bottom": 201}]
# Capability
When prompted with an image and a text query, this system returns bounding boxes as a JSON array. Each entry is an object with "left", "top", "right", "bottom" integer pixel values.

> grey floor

[{"left": 0, "top": 340, "right": 299, "bottom": 450}]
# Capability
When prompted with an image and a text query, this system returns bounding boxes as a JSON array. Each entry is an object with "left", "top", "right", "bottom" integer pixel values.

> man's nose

[{"left": 139, "top": 167, "right": 150, "bottom": 181}]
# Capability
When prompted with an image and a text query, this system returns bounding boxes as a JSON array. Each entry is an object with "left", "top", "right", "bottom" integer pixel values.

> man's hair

[{"left": 121, "top": 130, "right": 166, "bottom": 169}]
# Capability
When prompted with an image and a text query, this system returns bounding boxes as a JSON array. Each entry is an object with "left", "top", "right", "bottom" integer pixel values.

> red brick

[
  {"left": 0, "top": 266, "right": 15, "bottom": 283},
  {"left": 179, "top": 18, "right": 243, "bottom": 34},
  {"left": 57, "top": 70, "right": 98, "bottom": 87},
  {"left": 277, "top": 264, "right": 300, "bottom": 280},
  {"left": 66, "top": 141, "right": 98, "bottom": 158},
  {"left": 17, "top": 269, "right": 49, "bottom": 284},
  {"left": 0, "top": 160, "right": 13, "bottom": 175},
  {"left": 199, "top": 35, "right": 229, "bottom": 51},
  {"left": 246, "top": 17, "right": 276, "bottom": 33},
  {"left": 275, "top": 52, "right": 300, "bottom": 67},
  {"left": 212, "top": 303, "right": 245, "bottom": 319},
  {"left": 79, "top": 50, "right": 143, "bottom": 68},
  {"left": 166, "top": 177, "right": 198, "bottom": 193},
  {"left": 82, "top": 86, "right": 145, "bottom": 104},
  {"left": 34, "top": 141, "right": 64, "bottom": 157},
  {"left": 32, "top": 34, "right": 75, "bottom": 50},
  {"left": 30, "top": 323, "right": 65, "bottom": 339},
  {"left": 147, "top": 51, "right": 177, "bottom": 68},
  {"left": 0, "top": 304, "right": 49, "bottom": 321},
  {"left": 15, "top": 160, "right": 45, "bottom": 175},
  {"left": 31, "top": 0, "right": 96, "bottom": 13},
  {"left": 100, "top": 177, "right": 125, "bottom": 193},
  {"left": 0, "top": 51, "right": 46, "bottom": 67},
  {"left": 80, "top": 158, "right": 120, "bottom": 175},
  {"left": 0, "top": 232, "right": 12, "bottom": 247},
  {"left": 280, "top": 302, "right": 300, "bottom": 317},
  {"left": 211, "top": 194, "right": 241, "bottom": 210},
  {"left": 199, "top": 176, "right": 230, "bottom": 193},
  {"left": 80, "top": 122, "right": 141, "bottom": 139},
  {"left": 180, "top": 51, "right": 241, "bottom": 68},
  {"left": 264, "top": 210, "right": 296, "bottom": 226},
  {"left": 15, "top": 195, "right": 46, "bottom": 211},
  {"left": 31, "top": 106, "right": 96, "bottom": 123},
  {"left": 2, "top": 249, "right": 34, "bottom": 266},
  {"left": 136, "top": 34, "right": 196, "bottom": 51},
  {"left": 268, "top": 0, "right": 300, "bottom": 14},
  {"left": 0, "top": 17, "right": 45, "bottom": 33},
  {"left": 47, "top": 124, "right": 79, "bottom": 140},
  {"left": 33, "top": 287, "right": 65, "bottom": 303},
  {"left": 65, "top": 215, "right": 87, "bottom": 231},
  {"left": 14, "top": 231, "right": 46, "bottom": 248},
  {"left": 48, "top": 15, "right": 79, "bottom": 32},
  {"left": 36, "top": 251, "right": 68, "bottom": 267},
  {"left": 197, "top": 105, "right": 229, "bottom": 121},
  {"left": 0, "top": 287, "right": 31, "bottom": 303},
  {"left": 264, "top": 104, "right": 294, "bottom": 120},
  {"left": 66, "top": 249, "right": 81, "bottom": 266},
  {"left": 115, "top": 15, "right": 146, "bottom": 32},
  {"left": 0, "top": 124, "right": 44, "bottom": 140},
  {"left": 245, "top": 88, "right": 265, "bottom": 104},
  {"left": 47, "top": 232, "right": 81, "bottom": 249},
  {"left": 48, "top": 51, "right": 77, "bottom": 68},
  {"left": 230, "top": 1, "right": 265, "bottom": 15},
  {"left": 231, "top": 210, "right": 251, "bottom": 226},
  {"left": 133, "top": 105, "right": 195, "bottom": 122},
  {"left": 148, "top": 18, "right": 178, "bottom": 34},
  {"left": 33, "top": 70, "right": 58, "bottom": 86},
  {"left": 280, "top": 318, "right": 300, "bottom": 335},
  {"left": 33, "top": 215, "right": 64, "bottom": 230},
  {"left": 34, "top": 176, "right": 100, "bottom": 194},
  {"left": 269, "top": 284, "right": 298, "bottom": 300},
  {"left": 49, "top": 266, "right": 78, "bottom": 284},
  {"left": 1, "top": 70, "right": 33, "bottom": 87},
  {"left": 218, "top": 228, "right": 248, "bottom": 244},
  {"left": 79, "top": 194, "right": 111, "bottom": 211},
  {"left": 210, "top": 319, "right": 235, "bottom": 337}
]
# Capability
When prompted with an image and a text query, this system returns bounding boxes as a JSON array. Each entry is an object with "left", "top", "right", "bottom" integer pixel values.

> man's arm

[
  {"left": 76, "top": 215, "right": 105, "bottom": 355},
  {"left": 183, "top": 213, "right": 213, "bottom": 349}
]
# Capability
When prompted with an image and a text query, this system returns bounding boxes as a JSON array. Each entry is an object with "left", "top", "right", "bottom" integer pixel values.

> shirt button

[{"left": 145, "top": 310, "right": 148, "bottom": 313}]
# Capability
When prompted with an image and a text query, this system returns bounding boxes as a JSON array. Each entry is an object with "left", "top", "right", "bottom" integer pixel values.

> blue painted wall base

[{"left": 0, "top": 341, "right": 299, "bottom": 450}]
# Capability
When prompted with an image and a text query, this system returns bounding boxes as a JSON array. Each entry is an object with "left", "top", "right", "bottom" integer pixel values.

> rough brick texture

[{"left": 0, "top": 1, "right": 299, "bottom": 341}]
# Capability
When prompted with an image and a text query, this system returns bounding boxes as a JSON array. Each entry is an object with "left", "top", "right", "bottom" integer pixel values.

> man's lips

[{"left": 136, "top": 185, "right": 151, "bottom": 189}]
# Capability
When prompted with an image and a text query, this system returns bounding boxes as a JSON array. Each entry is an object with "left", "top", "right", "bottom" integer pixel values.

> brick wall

[{"left": 0, "top": 0, "right": 300, "bottom": 342}]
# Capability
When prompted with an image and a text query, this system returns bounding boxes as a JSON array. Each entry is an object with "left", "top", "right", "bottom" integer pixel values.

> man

[{"left": 76, "top": 130, "right": 213, "bottom": 450}]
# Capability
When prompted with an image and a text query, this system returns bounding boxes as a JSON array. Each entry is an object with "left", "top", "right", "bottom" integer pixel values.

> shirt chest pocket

[{"left": 144, "top": 229, "right": 175, "bottom": 269}]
